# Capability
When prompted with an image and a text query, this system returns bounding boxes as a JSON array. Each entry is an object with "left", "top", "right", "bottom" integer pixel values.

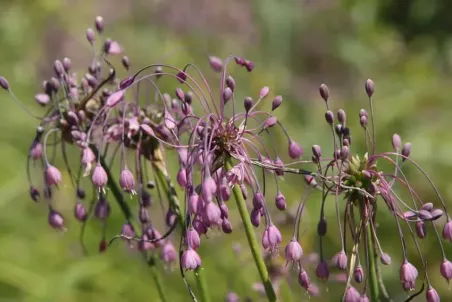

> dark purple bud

[
  {"left": 430, "top": 208, "right": 443, "bottom": 221},
  {"left": 262, "top": 224, "right": 282, "bottom": 251},
  {"left": 185, "top": 228, "right": 201, "bottom": 249},
  {"left": 337, "top": 109, "right": 346, "bottom": 124},
  {"left": 344, "top": 286, "right": 360, "bottom": 302},
  {"left": 380, "top": 252, "right": 391, "bottom": 265},
  {"left": 74, "top": 203, "right": 88, "bottom": 221},
  {"left": 234, "top": 57, "right": 245, "bottom": 65},
  {"left": 298, "top": 270, "right": 310, "bottom": 290},
  {"left": 92, "top": 164, "right": 108, "bottom": 188},
  {"left": 181, "top": 248, "right": 201, "bottom": 271},
  {"left": 119, "top": 77, "right": 134, "bottom": 90},
  {"left": 94, "top": 198, "right": 110, "bottom": 220},
  {"left": 176, "top": 71, "right": 187, "bottom": 83},
  {"left": 418, "top": 209, "right": 432, "bottom": 221},
  {"left": 426, "top": 286, "right": 440, "bottom": 302},
  {"left": 333, "top": 250, "right": 348, "bottom": 270},
  {"left": 440, "top": 259, "right": 452, "bottom": 282},
  {"left": 193, "top": 218, "right": 208, "bottom": 235},
  {"left": 316, "top": 260, "right": 330, "bottom": 280},
  {"left": 319, "top": 84, "right": 329, "bottom": 102},
  {"left": 141, "top": 189, "right": 152, "bottom": 207},
  {"left": 45, "top": 165, "right": 62, "bottom": 186},
  {"left": 208, "top": 56, "right": 223, "bottom": 72},
  {"left": 400, "top": 261, "right": 418, "bottom": 291},
  {"left": 312, "top": 145, "right": 322, "bottom": 161},
  {"left": 271, "top": 95, "right": 283, "bottom": 111},
  {"left": 415, "top": 220, "right": 426, "bottom": 238},
  {"left": 288, "top": 139, "right": 303, "bottom": 159},
  {"left": 48, "top": 210, "right": 65, "bottom": 230},
  {"left": 244, "top": 97, "right": 253, "bottom": 112},
  {"left": 223, "top": 87, "right": 233, "bottom": 104},
  {"left": 317, "top": 217, "right": 327, "bottom": 236},
  {"left": 29, "top": 186, "right": 40, "bottom": 202},
  {"left": 177, "top": 168, "right": 187, "bottom": 187},
  {"left": 220, "top": 182, "right": 231, "bottom": 202},
  {"left": 259, "top": 86, "right": 269, "bottom": 99},
  {"left": 325, "top": 110, "right": 334, "bottom": 124},
  {"left": 226, "top": 76, "right": 235, "bottom": 91},
  {"left": 250, "top": 208, "right": 261, "bottom": 227},
  {"left": 95, "top": 16, "right": 104, "bottom": 33},
  {"left": 53, "top": 60, "right": 64, "bottom": 77},
  {"left": 285, "top": 239, "right": 303, "bottom": 262},
  {"left": 401, "top": 142, "right": 411, "bottom": 161},
  {"left": 442, "top": 220, "right": 452, "bottom": 241},
  {"left": 354, "top": 265, "right": 363, "bottom": 283},
  {"left": 365, "top": 79, "right": 375, "bottom": 97},
  {"left": 204, "top": 201, "right": 221, "bottom": 226},
  {"left": 253, "top": 192, "right": 265, "bottom": 209},
  {"left": 0, "top": 76, "right": 10, "bottom": 90},
  {"left": 121, "top": 56, "right": 130, "bottom": 71},
  {"left": 244, "top": 60, "right": 254, "bottom": 72},
  {"left": 392, "top": 134, "right": 402, "bottom": 152},
  {"left": 221, "top": 219, "right": 233, "bottom": 234},
  {"left": 275, "top": 192, "right": 287, "bottom": 211},
  {"left": 161, "top": 242, "right": 177, "bottom": 263},
  {"left": 219, "top": 202, "right": 229, "bottom": 218}
]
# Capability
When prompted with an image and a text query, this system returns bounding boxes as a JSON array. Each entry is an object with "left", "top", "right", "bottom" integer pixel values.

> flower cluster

[{"left": 2, "top": 15, "right": 450, "bottom": 302}]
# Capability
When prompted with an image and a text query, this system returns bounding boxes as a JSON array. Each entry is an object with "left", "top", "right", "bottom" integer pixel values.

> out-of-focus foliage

[{"left": 1, "top": 0, "right": 452, "bottom": 301}]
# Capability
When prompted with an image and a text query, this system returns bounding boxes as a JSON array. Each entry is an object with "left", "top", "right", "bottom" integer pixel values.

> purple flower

[
  {"left": 284, "top": 239, "right": 303, "bottom": 262},
  {"left": 181, "top": 248, "right": 201, "bottom": 271}
]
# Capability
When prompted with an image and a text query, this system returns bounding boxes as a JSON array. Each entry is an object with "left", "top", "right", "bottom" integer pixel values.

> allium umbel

[{"left": 3, "top": 15, "right": 451, "bottom": 301}]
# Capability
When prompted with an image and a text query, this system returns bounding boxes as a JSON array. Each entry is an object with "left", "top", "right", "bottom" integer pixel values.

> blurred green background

[{"left": 1, "top": 0, "right": 452, "bottom": 301}]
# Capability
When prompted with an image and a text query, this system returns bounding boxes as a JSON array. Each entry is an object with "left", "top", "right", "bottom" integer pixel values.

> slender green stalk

[
  {"left": 225, "top": 158, "right": 277, "bottom": 302},
  {"left": 366, "top": 218, "right": 379, "bottom": 301},
  {"left": 154, "top": 167, "right": 211, "bottom": 302},
  {"left": 148, "top": 255, "right": 168, "bottom": 302}
]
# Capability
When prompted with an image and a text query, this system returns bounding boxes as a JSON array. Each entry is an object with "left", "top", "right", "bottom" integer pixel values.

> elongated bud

[
  {"left": 161, "top": 242, "right": 177, "bottom": 263},
  {"left": 202, "top": 176, "right": 217, "bottom": 203},
  {"left": 354, "top": 265, "right": 363, "bottom": 283},
  {"left": 92, "top": 164, "right": 108, "bottom": 188},
  {"left": 208, "top": 56, "right": 223, "bottom": 72},
  {"left": 337, "top": 109, "right": 346, "bottom": 124},
  {"left": 415, "top": 220, "right": 426, "bottom": 238},
  {"left": 95, "top": 16, "right": 104, "bottom": 33},
  {"left": 221, "top": 218, "right": 233, "bottom": 233},
  {"left": 54, "top": 60, "right": 65, "bottom": 77},
  {"left": 0, "top": 76, "right": 10, "bottom": 90},
  {"left": 365, "top": 79, "right": 375, "bottom": 97},
  {"left": 250, "top": 208, "right": 261, "bottom": 227},
  {"left": 74, "top": 203, "right": 88, "bottom": 221},
  {"left": 288, "top": 139, "right": 303, "bottom": 159},
  {"left": 106, "top": 89, "right": 125, "bottom": 107},
  {"left": 45, "top": 165, "right": 62, "bottom": 186},
  {"left": 426, "top": 286, "right": 440, "bottom": 302},
  {"left": 275, "top": 192, "right": 287, "bottom": 211},
  {"left": 204, "top": 201, "right": 221, "bottom": 226},
  {"left": 264, "top": 116, "right": 277, "bottom": 129},
  {"left": 185, "top": 228, "right": 201, "bottom": 249},
  {"left": 325, "top": 110, "right": 334, "bottom": 124},
  {"left": 262, "top": 224, "right": 282, "bottom": 251},
  {"left": 401, "top": 143, "right": 411, "bottom": 161},
  {"left": 259, "top": 86, "right": 269, "bottom": 99},
  {"left": 443, "top": 220, "right": 452, "bottom": 241},
  {"left": 319, "top": 84, "right": 329, "bottom": 102},
  {"left": 223, "top": 87, "right": 233, "bottom": 104},
  {"left": 119, "top": 168, "right": 135, "bottom": 192},
  {"left": 380, "top": 252, "right": 391, "bottom": 265},
  {"left": 440, "top": 259, "right": 452, "bottom": 282},
  {"left": 188, "top": 193, "right": 200, "bottom": 215},
  {"left": 271, "top": 95, "right": 283, "bottom": 111},
  {"left": 226, "top": 76, "right": 235, "bottom": 91},
  {"left": 317, "top": 217, "right": 327, "bottom": 236},
  {"left": 177, "top": 168, "right": 187, "bottom": 187},
  {"left": 244, "top": 97, "right": 253, "bottom": 112},
  {"left": 245, "top": 60, "right": 254, "bottom": 72},
  {"left": 62, "top": 57, "right": 72, "bottom": 72},
  {"left": 298, "top": 270, "right": 310, "bottom": 290},
  {"left": 360, "top": 115, "right": 368, "bottom": 128},
  {"left": 253, "top": 192, "right": 265, "bottom": 209},
  {"left": 333, "top": 250, "right": 348, "bottom": 270},
  {"left": 392, "top": 133, "right": 402, "bottom": 151}
]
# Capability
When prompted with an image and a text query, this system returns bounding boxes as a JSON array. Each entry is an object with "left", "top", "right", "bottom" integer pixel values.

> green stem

[
  {"left": 154, "top": 167, "right": 210, "bottom": 302},
  {"left": 148, "top": 255, "right": 168, "bottom": 302},
  {"left": 225, "top": 158, "right": 277, "bottom": 302},
  {"left": 366, "top": 220, "right": 379, "bottom": 301}
]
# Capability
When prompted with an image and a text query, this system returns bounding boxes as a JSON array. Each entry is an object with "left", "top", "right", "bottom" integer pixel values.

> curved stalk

[{"left": 225, "top": 158, "right": 277, "bottom": 302}]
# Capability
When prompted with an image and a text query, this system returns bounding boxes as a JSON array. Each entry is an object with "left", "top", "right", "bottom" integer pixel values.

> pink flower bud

[
  {"left": 177, "top": 168, "right": 187, "bottom": 187},
  {"left": 288, "top": 140, "right": 303, "bottom": 159},
  {"left": 392, "top": 133, "right": 402, "bottom": 151},
  {"left": 354, "top": 265, "right": 363, "bottom": 283},
  {"left": 181, "top": 248, "right": 201, "bottom": 271},
  {"left": 45, "top": 165, "right": 62, "bottom": 186},
  {"left": 253, "top": 192, "right": 265, "bottom": 209},
  {"left": 442, "top": 220, "right": 452, "bottom": 241},
  {"left": 35, "top": 93, "right": 50, "bottom": 106},
  {"left": 119, "top": 168, "right": 135, "bottom": 192},
  {"left": 264, "top": 116, "right": 277, "bottom": 129},
  {"left": 319, "top": 84, "right": 329, "bottom": 102},
  {"left": 400, "top": 261, "right": 418, "bottom": 291},
  {"left": 271, "top": 95, "right": 283, "bottom": 111},
  {"left": 380, "top": 252, "right": 391, "bottom": 265},
  {"left": 74, "top": 203, "right": 88, "bottom": 221},
  {"left": 106, "top": 89, "right": 125, "bottom": 107},
  {"left": 337, "top": 109, "right": 346, "bottom": 124},
  {"left": 48, "top": 210, "right": 65, "bottom": 230},
  {"left": 365, "top": 79, "right": 375, "bottom": 97},
  {"left": 298, "top": 270, "right": 310, "bottom": 290},
  {"left": 325, "top": 110, "right": 334, "bottom": 124},
  {"left": 29, "top": 141, "right": 43, "bottom": 160},
  {"left": 188, "top": 193, "right": 200, "bottom": 215},
  {"left": 223, "top": 87, "right": 233, "bottom": 104},
  {"left": 250, "top": 208, "right": 261, "bottom": 227},
  {"left": 426, "top": 286, "right": 440, "bottom": 302},
  {"left": 333, "top": 250, "right": 348, "bottom": 270},
  {"left": 176, "top": 71, "right": 187, "bottom": 83},
  {"left": 226, "top": 76, "right": 235, "bottom": 91},
  {"left": 259, "top": 86, "right": 269, "bottom": 99},
  {"left": 208, "top": 56, "right": 223, "bottom": 72},
  {"left": 221, "top": 219, "right": 233, "bottom": 234},
  {"left": 0, "top": 76, "right": 10, "bottom": 90},
  {"left": 440, "top": 259, "right": 452, "bottom": 282},
  {"left": 275, "top": 192, "right": 287, "bottom": 211},
  {"left": 161, "top": 242, "right": 177, "bottom": 263},
  {"left": 202, "top": 176, "right": 217, "bottom": 203},
  {"left": 244, "top": 97, "right": 253, "bottom": 112},
  {"left": 262, "top": 224, "right": 282, "bottom": 251},
  {"left": 344, "top": 286, "right": 360, "bottom": 302},
  {"left": 105, "top": 40, "right": 122, "bottom": 55},
  {"left": 95, "top": 16, "right": 104, "bottom": 33},
  {"left": 415, "top": 220, "right": 426, "bottom": 238},
  {"left": 94, "top": 198, "right": 110, "bottom": 220},
  {"left": 204, "top": 201, "right": 221, "bottom": 226},
  {"left": 401, "top": 142, "right": 411, "bottom": 161},
  {"left": 316, "top": 260, "right": 330, "bottom": 280},
  {"left": 185, "top": 228, "right": 201, "bottom": 249},
  {"left": 285, "top": 239, "right": 303, "bottom": 262}
]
